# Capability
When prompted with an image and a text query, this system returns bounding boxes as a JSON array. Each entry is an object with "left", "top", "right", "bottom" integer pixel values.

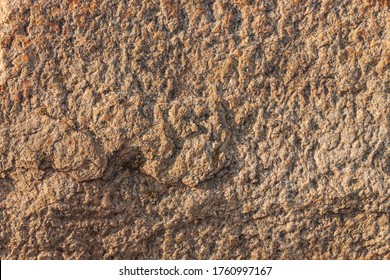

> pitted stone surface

[{"left": 0, "top": 0, "right": 389, "bottom": 259}]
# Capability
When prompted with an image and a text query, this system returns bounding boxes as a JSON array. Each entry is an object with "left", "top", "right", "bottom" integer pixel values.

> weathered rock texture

[{"left": 0, "top": 0, "right": 389, "bottom": 259}]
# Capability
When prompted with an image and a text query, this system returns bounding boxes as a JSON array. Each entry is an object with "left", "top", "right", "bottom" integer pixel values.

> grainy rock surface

[{"left": 0, "top": 0, "right": 389, "bottom": 259}]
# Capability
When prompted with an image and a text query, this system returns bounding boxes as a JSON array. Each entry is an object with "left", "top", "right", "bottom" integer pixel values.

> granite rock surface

[{"left": 0, "top": 0, "right": 389, "bottom": 259}]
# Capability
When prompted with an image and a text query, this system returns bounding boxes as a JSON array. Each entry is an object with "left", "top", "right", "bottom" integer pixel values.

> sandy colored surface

[{"left": 0, "top": 0, "right": 389, "bottom": 259}]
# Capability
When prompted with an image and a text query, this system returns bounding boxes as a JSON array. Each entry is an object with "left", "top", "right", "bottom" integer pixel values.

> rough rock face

[{"left": 0, "top": 0, "right": 389, "bottom": 259}]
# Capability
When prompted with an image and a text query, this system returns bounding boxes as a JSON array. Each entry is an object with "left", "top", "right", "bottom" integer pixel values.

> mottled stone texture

[{"left": 0, "top": 0, "right": 389, "bottom": 259}]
